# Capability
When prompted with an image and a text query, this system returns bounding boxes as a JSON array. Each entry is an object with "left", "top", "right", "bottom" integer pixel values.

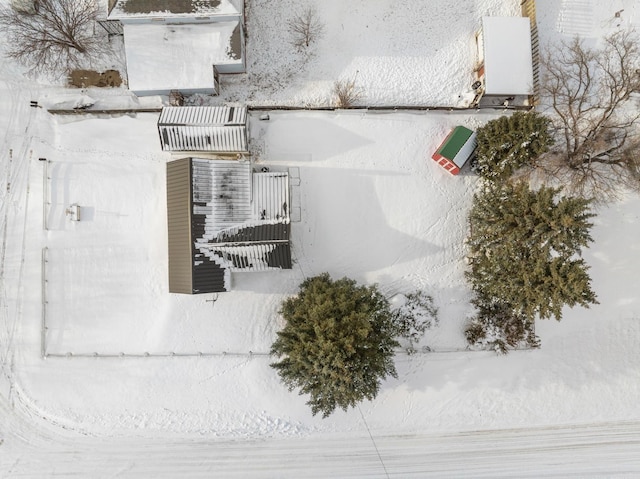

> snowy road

[{"left": 3, "top": 418, "right": 640, "bottom": 477}]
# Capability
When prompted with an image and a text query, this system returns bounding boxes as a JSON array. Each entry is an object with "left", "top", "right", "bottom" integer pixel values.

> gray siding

[{"left": 166, "top": 158, "right": 193, "bottom": 293}]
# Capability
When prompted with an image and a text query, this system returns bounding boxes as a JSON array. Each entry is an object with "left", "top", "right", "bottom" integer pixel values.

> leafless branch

[
  {"left": 287, "top": 7, "right": 324, "bottom": 50},
  {"left": 540, "top": 30, "right": 640, "bottom": 201},
  {"left": 0, "top": 0, "right": 105, "bottom": 77}
]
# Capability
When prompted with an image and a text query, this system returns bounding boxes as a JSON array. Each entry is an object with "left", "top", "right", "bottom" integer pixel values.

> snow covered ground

[
  {"left": 58, "top": 0, "right": 521, "bottom": 108},
  {"left": 2, "top": 0, "right": 640, "bottom": 477},
  {"left": 222, "top": 0, "right": 520, "bottom": 107}
]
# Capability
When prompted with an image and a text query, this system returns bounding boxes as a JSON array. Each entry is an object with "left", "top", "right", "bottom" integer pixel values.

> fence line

[
  {"left": 44, "top": 351, "right": 270, "bottom": 359},
  {"left": 247, "top": 105, "right": 533, "bottom": 112},
  {"left": 46, "top": 104, "right": 534, "bottom": 116},
  {"left": 40, "top": 346, "right": 492, "bottom": 360},
  {"left": 42, "top": 159, "right": 48, "bottom": 231},
  {"left": 41, "top": 247, "right": 48, "bottom": 358},
  {"left": 521, "top": 0, "right": 540, "bottom": 105},
  {"left": 40, "top": 98, "right": 537, "bottom": 359},
  {"left": 47, "top": 108, "right": 163, "bottom": 115}
]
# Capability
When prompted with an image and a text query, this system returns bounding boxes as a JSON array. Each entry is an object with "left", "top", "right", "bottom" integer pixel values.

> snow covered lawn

[
  {"left": 144, "top": 0, "right": 520, "bottom": 107},
  {"left": 10, "top": 105, "right": 639, "bottom": 443},
  {"left": 42, "top": 110, "right": 489, "bottom": 357}
]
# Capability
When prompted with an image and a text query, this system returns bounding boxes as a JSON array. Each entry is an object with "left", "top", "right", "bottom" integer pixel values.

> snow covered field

[{"left": 2, "top": 0, "right": 640, "bottom": 477}]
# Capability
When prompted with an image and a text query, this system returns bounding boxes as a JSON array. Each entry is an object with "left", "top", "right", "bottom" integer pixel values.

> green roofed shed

[{"left": 431, "top": 126, "right": 477, "bottom": 175}]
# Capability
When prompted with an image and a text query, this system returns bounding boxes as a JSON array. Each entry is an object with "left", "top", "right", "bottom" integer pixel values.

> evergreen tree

[
  {"left": 271, "top": 273, "right": 399, "bottom": 417},
  {"left": 466, "top": 182, "right": 598, "bottom": 322},
  {"left": 475, "top": 111, "right": 553, "bottom": 183}
]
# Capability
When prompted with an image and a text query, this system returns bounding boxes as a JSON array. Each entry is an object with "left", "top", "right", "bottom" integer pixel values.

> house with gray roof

[{"left": 166, "top": 158, "right": 291, "bottom": 294}]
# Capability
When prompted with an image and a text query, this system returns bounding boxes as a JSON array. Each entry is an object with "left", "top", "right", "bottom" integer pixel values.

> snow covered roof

[
  {"left": 108, "top": 0, "right": 242, "bottom": 20},
  {"left": 123, "top": 21, "right": 244, "bottom": 95},
  {"left": 192, "top": 158, "right": 252, "bottom": 239},
  {"left": 158, "top": 106, "right": 248, "bottom": 153},
  {"left": 167, "top": 158, "right": 291, "bottom": 293},
  {"left": 192, "top": 161, "right": 290, "bottom": 242},
  {"left": 252, "top": 171, "right": 289, "bottom": 223},
  {"left": 210, "top": 242, "right": 291, "bottom": 272},
  {"left": 481, "top": 17, "right": 534, "bottom": 96}
]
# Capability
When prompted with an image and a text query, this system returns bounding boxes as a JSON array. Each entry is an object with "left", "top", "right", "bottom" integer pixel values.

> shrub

[
  {"left": 465, "top": 298, "right": 540, "bottom": 354},
  {"left": 287, "top": 7, "right": 324, "bottom": 50},
  {"left": 391, "top": 291, "right": 438, "bottom": 349},
  {"left": 333, "top": 76, "right": 363, "bottom": 108}
]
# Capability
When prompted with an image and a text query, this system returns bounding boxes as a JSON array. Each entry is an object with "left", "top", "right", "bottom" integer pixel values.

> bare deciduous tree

[
  {"left": 0, "top": 0, "right": 104, "bottom": 76},
  {"left": 333, "top": 75, "right": 363, "bottom": 108},
  {"left": 287, "top": 7, "right": 324, "bottom": 50},
  {"left": 540, "top": 30, "right": 640, "bottom": 201}
]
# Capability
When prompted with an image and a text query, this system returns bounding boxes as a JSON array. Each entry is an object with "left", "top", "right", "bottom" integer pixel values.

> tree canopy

[
  {"left": 466, "top": 182, "right": 598, "bottom": 322},
  {"left": 0, "top": 0, "right": 104, "bottom": 76},
  {"left": 541, "top": 30, "right": 640, "bottom": 201},
  {"left": 270, "top": 273, "right": 398, "bottom": 417},
  {"left": 474, "top": 111, "right": 553, "bottom": 183}
]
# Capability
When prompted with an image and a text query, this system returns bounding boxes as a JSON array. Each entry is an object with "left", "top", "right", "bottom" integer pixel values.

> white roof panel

[
  {"left": 482, "top": 17, "right": 534, "bottom": 96},
  {"left": 191, "top": 158, "right": 252, "bottom": 238},
  {"left": 159, "top": 106, "right": 247, "bottom": 126},
  {"left": 123, "top": 22, "right": 242, "bottom": 93},
  {"left": 452, "top": 131, "right": 477, "bottom": 168},
  {"left": 158, "top": 106, "right": 248, "bottom": 152},
  {"left": 252, "top": 172, "right": 290, "bottom": 223}
]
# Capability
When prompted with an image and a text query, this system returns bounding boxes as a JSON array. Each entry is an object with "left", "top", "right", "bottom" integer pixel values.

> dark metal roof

[
  {"left": 214, "top": 223, "right": 290, "bottom": 244},
  {"left": 210, "top": 242, "right": 292, "bottom": 271},
  {"left": 192, "top": 250, "right": 229, "bottom": 293},
  {"left": 205, "top": 223, "right": 292, "bottom": 271},
  {"left": 265, "top": 243, "right": 292, "bottom": 269}
]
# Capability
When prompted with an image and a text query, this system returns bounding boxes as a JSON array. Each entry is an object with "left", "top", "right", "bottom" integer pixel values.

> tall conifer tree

[
  {"left": 475, "top": 111, "right": 553, "bottom": 182},
  {"left": 271, "top": 273, "right": 398, "bottom": 417},
  {"left": 466, "top": 182, "right": 597, "bottom": 322}
]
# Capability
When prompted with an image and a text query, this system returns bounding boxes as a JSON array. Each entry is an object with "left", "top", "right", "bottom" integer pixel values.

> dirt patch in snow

[{"left": 68, "top": 70, "right": 123, "bottom": 88}]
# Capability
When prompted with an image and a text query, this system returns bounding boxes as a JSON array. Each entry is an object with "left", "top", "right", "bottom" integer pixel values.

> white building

[
  {"left": 475, "top": 17, "right": 534, "bottom": 107},
  {"left": 107, "top": 0, "right": 246, "bottom": 96},
  {"left": 158, "top": 106, "right": 249, "bottom": 154}
]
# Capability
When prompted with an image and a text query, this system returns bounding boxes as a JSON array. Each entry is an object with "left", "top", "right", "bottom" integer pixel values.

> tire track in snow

[
  {"left": 2, "top": 419, "right": 640, "bottom": 477},
  {"left": 0, "top": 69, "right": 38, "bottom": 400}
]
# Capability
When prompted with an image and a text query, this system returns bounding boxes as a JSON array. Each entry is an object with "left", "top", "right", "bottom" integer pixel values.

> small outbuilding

[
  {"left": 431, "top": 126, "right": 477, "bottom": 175},
  {"left": 158, "top": 106, "right": 249, "bottom": 154},
  {"left": 166, "top": 158, "right": 291, "bottom": 294},
  {"left": 474, "top": 16, "right": 534, "bottom": 107}
]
